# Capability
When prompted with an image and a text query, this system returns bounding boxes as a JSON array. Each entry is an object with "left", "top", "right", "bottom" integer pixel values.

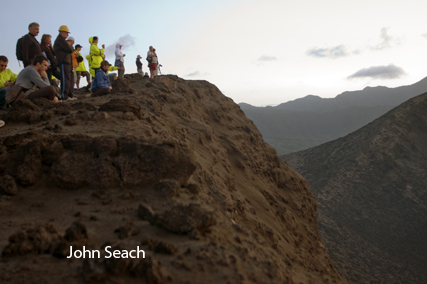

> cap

[
  {"left": 137, "top": 55, "right": 142, "bottom": 59},
  {"left": 75, "top": 44, "right": 82, "bottom": 48},
  {"left": 67, "top": 36, "right": 75, "bottom": 41}
]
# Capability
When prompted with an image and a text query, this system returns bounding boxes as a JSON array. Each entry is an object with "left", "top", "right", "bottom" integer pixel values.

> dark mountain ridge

[
  {"left": 282, "top": 92, "right": 427, "bottom": 283},
  {"left": 239, "top": 77, "right": 427, "bottom": 154},
  {"left": 240, "top": 77, "right": 427, "bottom": 112}
]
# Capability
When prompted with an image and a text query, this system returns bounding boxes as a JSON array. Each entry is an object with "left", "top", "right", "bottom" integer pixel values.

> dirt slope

[
  {"left": 283, "top": 93, "right": 427, "bottom": 284},
  {"left": 0, "top": 75, "right": 347, "bottom": 284}
]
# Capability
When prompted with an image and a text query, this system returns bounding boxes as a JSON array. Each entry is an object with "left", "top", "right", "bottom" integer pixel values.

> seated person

[
  {"left": 15, "top": 55, "right": 57, "bottom": 102},
  {"left": 92, "top": 60, "right": 112, "bottom": 97},
  {"left": 0, "top": 55, "right": 18, "bottom": 108}
]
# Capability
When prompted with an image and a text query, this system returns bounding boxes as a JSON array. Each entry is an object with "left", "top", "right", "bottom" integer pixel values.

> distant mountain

[
  {"left": 274, "top": 95, "right": 330, "bottom": 112},
  {"left": 239, "top": 77, "right": 427, "bottom": 154},
  {"left": 242, "top": 105, "right": 393, "bottom": 154},
  {"left": 282, "top": 93, "right": 427, "bottom": 283},
  {"left": 237, "top": 102, "right": 258, "bottom": 109}
]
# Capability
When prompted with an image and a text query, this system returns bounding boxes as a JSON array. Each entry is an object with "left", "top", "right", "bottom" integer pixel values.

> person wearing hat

[
  {"left": 67, "top": 37, "right": 79, "bottom": 86},
  {"left": 136, "top": 55, "right": 143, "bottom": 76},
  {"left": 114, "top": 43, "right": 126, "bottom": 79},
  {"left": 54, "top": 25, "right": 76, "bottom": 100},
  {"left": 91, "top": 60, "right": 112, "bottom": 97},
  {"left": 75, "top": 44, "right": 91, "bottom": 90}
]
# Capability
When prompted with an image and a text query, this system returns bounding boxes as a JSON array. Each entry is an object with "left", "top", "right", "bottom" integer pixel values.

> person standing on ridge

[
  {"left": 114, "top": 43, "right": 125, "bottom": 79},
  {"left": 147, "top": 46, "right": 158, "bottom": 78},
  {"left": 75, "top": 44, "right": 91, "bottom": 90},
  {"left": 54, "top": 25, "right": 76, "bottom": 100},
  {"left": 40, "top": 34, "right": 61, "bottom": 83},
  {"left": 22, "top": 22, "right": 42, "bottom": 67},
  {"left": 136, "top": 55, "right": 143, "bottom": 76},
  {"left": 88, "top": 37, "right": 105, "bottom": 79},
  {"left": 67, "top": 37, "right": 79, "bottom": 87}
]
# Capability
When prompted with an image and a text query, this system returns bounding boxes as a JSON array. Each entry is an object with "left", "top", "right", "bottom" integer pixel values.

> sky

[{"left": 2, "top": 0, "right": 427, "bottom": 106}]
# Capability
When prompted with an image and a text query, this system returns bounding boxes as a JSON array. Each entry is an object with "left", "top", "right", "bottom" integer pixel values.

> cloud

[
  {"left": 306, "top": 45, "right": 348, "bottom": 59},
  {"left": 347, "top": 64, "right": 406, "bottom": 80},
  {"left": 371, "top": 27, "right": 399, "bottom": 50},
  {"left": 105, "top": 34, "right": 136, "bottom": 58},
  {"left": 186, "top": 71, "right": 201, "bottom": 77},
  {"left": 257, "top": 55, "right": 278, "bottom": 62}
]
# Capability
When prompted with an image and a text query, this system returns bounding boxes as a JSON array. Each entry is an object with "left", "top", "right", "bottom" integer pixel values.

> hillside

[
  {"left": 282, "top": 93, "right": 427, "bottom": 283},
  {"left": 242, "top": 105, "right": 392, "bottom": 154},
  {"left": 240, "top": 77, "right": 427, "bottom": 154},
  {"left": 0, "top": 75, "right": 347, "bottom": 283}
]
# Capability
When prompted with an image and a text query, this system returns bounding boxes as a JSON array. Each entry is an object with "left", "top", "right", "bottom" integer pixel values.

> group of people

[{"left": 0, "top": 22, "right": 161, "bottom": 120}]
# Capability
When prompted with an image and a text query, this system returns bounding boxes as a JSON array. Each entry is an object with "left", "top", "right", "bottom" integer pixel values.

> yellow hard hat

[{"left": 58, "top": 25, "right": 70, "bottom": 33}]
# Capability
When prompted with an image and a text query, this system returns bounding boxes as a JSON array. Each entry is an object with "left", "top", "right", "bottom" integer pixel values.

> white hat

[{"left": 67, "top": 36, "right": 75, "bottom": 41}]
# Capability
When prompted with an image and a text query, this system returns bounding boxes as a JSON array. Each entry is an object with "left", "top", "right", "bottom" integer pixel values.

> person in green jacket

[
  {"left": 0, "top": 55, "right": 18, "bottom": 109},
  {"left": 75, "top": 44, "right": 91, "bottom": 90},
  {"left": 88, "top": 36, "right": 105, "bottom": 78}
]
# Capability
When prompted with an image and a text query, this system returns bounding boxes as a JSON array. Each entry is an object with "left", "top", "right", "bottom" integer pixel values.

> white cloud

[
  {"left": 370, "top": 27, "right": 400, "bottom": 50},
  {"left": 306, "top": 45, "right": 348, "bottom": 59},
  {"left": 347, "top": 64, "right": 406, "bottom": 80},
  {"left": 257, "top": 55, "right": 278, "bottom": 62},
  {"left": 186, "top": 71, "right": 201, "bottom": 77}
]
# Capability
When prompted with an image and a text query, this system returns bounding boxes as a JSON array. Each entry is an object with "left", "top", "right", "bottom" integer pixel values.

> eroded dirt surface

[{"left": 0, "top": 75, "right": 347, "bottom": 284}]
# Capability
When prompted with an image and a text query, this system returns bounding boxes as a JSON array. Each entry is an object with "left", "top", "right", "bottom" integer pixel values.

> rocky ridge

[{"left": 0, "top": 75, "right": 347, "bottom": 283}]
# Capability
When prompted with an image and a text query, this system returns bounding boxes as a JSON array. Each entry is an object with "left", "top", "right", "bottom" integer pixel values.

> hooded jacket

[
  {"left": 89, "top": 37, "right": 104, "bottom": 70},
  {"left": 76, "top": 51, "right": 88, "bottom": 72},
  {"left": 114, "top": 43, "right": 124, "bottom": 67},
  {"left": 54, "top": 34, "right": 73, "bottom": 65}
]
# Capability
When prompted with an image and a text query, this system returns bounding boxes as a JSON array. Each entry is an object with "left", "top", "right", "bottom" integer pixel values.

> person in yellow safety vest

[
  {"left": 88, "top": 36, "right": 105, "bottom": 78},
  {"left": 0, "top": 55, "right": 18, "bottom": 109},
  {"left": 75, "top": 44, "right": 91, "bottom": 90}
]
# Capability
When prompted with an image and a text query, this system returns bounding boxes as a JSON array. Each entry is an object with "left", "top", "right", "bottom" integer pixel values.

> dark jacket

[
  {"left": 40, "top": 44, "right": 57, "bottom": 68},
  {"left": 136, "top": 58, "right": 142, "bottom": 69},
  {"left": 92, "top": 68, "right": 111, "bottom": 90},
  {"left": 22, "top": 33, "right": 42, "bottom": 67},
  {"left": 53, "top": 34, "right": 73, "bottom": 65}
]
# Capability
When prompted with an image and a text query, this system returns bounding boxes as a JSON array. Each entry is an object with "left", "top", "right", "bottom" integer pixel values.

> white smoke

[{"left": 104, "top": 34, "right": 136, "bottom": 58}]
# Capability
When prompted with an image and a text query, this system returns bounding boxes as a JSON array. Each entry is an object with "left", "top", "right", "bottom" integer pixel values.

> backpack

[
  {"left": 146, "top": 56, "right": 152, "bottom": 63},
  {"left": 5, "top": 83, "right": 25, "bottom": 106},
  {"left": 16, "top": 36, "right": 24, "bottom": 61}
]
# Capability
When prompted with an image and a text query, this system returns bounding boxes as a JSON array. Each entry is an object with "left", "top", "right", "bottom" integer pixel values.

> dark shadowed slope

[{"left": 283, "top": 93, "right": 427, "bottom": 283}]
